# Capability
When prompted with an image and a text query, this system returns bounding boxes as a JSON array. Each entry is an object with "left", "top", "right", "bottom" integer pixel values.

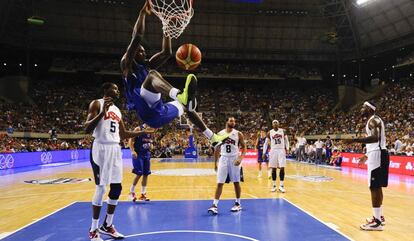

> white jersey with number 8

[
  {"left": 92, "top": 99, "right": 122, "bottom": 144},
  {"left": 219, "top": 129, "right": 239, "bottom": 157}
]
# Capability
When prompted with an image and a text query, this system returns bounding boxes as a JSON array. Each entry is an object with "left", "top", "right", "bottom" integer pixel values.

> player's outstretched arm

[
  {"left": 84, "top": 98, "right": 112, "bottom": 134},
  {"left": 121, "top": 1, "right": 151, "bottom": 77},
  {"left": 345, "top": 118, "right": 380, "bottom": 144},
  {"left": 149, "top": 35, "right": 172, "bottom": 70},
  {"left": 285, "top": 134, "right": 290, "bottom": 152},
  {"left": 262, "top": 131, "right": 270, "bottom": 157},
  {"left": 119, "top": 120, "right": 155, "bottom": 140}
]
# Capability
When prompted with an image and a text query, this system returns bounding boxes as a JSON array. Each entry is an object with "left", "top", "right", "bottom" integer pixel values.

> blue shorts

[
  {"left": 125, "top": 86, "right": 180, "bottom": 129},
  {"left": 326, "top": 148, "right": 332, "bottom": 158},
  {"left": 132, "top": 154, "right": 151, "bottom": 176},
  {"left": 139, "top": 99, "right": 179, "bottom": 128},
  {"left": 258, "top": 152, "right": 269, "bottom": 163}
]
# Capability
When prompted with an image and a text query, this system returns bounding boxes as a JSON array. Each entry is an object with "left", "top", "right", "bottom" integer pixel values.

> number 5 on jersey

[{"left": 110, "top": 121, "right": 116, "bottom": 133}]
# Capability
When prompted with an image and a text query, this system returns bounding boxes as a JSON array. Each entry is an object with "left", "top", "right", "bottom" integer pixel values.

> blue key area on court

[{"left": 2, "top": 199, "right": 349, "bottom": 241}]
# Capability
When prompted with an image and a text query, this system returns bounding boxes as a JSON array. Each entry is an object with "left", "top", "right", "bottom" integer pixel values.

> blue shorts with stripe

[
  {"left": 258, "top": 151, "right": 269, "bottom": 163},
  {"left": 132, "top": 153, "right": 151, "bottom": 176}
]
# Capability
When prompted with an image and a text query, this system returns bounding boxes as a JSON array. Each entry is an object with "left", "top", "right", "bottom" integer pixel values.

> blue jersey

[
  {"left": 133, "top": 132, "right": 152, "bottom": 157},
  {"left": 124, "top": 62, "right": 149, "bottom": 111},
  {"left": 257, "top": 137, "right": 267, "bottom": 154},
  {"left": 257, "top": 137, "right": 269, "bottom": 162},
  {"left": 123, "top": 62, "right": 180, "bottom": 128}
]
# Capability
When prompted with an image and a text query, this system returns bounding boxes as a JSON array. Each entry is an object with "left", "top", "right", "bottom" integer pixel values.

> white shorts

[
  {"left": 269, "top": 149, "right": 286, "bottom": 168},
  {"left": 141, "top": 87, "right": 184, "bottom": 116},
  {"left": 90, "top": 141, "right": 123, "bottom": 186},
  {"left": 140, "top": 87, "right": 161, "bottom": 108},
  {"left": 367, "top": 150, "right": 381, "bottom": 187},
  {"left": 217, "top": 155, "right": 241, "bottom": 183}
]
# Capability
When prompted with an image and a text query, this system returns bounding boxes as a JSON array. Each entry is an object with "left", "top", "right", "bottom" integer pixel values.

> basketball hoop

[{"left": 149, "top": 0, "right": 194, "bottom": 39}]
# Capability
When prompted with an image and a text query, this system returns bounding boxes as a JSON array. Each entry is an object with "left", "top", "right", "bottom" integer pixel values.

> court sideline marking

[
  {"left": 283, "top": 198, "right": 354, "bottom": 241},
  {"left": 0, "top": 198, "right": 355, "bottom": 241},
  {"left": 108, "top": 230, "right": 260, "bottom": 241},
  {"left": 0, "top": 202, "right": 77, "bottom": 240}
]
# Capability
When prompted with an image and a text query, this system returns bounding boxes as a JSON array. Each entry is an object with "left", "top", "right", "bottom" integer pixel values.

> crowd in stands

[
  {"left": 1, "top": 72, "right": 414, "bottom": 157},
  {"left": 0, "top": 133, "right": 92, "bottom": 153},
  {"left": 50, "top": 56, "right": 322, "bottom": 79}
]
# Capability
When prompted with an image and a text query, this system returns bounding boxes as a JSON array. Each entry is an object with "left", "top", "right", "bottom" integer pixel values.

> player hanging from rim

[
  {"left": 84, "top": 82, "right": 155, "bottom": 241},
  {"left": 344, "top": 101, "right": 389, "bottom": 231},
  {"left": 256, "top": 128, "right": 270, "bottom": 178},
  {"left": 208, "top": 117, "right": 246, "bottom": 215},
  {"left": 120, "top": 1, "right": 228, "bottom": 147},
  {"left": 263, "top": 120, "right": 290, "bottom": 193}
]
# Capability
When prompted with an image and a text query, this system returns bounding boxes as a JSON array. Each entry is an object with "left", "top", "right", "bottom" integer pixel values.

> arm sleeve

[
  {"left": 285, "top": 135, "right": 290, "bottom": 150},
  {"left": 263, "top": 138, "right": 269, "bottom": 154}
]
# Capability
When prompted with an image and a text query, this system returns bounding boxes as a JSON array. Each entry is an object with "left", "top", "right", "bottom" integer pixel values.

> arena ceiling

[
  {"left": 0, "top": 0, "right": 413, "bottom": 59},
  {"left": 351, "top": 0, "right": 414, "bottom": 51}
]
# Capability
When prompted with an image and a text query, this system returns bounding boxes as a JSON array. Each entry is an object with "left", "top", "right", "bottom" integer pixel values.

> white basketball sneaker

[
  {"left": 99, "top": 224, "right": 125, "bottom": 239},
  {"left": 366, "top": 216, "right": 385, "bottom": 226},
  {"left": 89, "top": 229, "right": 103, "bottom": 241},
  {"left": 230, "top": 202, "right": 242, "bottom": 212},
  {"left": 279, "top": 186, "right": 286, "bottom": 193},
  {"left": 271, "top": 185, "right": 277, "bottom": 192},
  {"left": 208, "top": 205, "right": 218, "bottom": 215},
  {"left": 360, "top": 218, "right": 383, "bottom": 231},
  {"left": 128, "top": 192, "right": 137, "bottom": 202}
]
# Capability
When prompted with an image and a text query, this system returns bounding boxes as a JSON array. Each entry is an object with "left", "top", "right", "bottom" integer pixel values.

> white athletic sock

[
  {"left": 213, "top": 199, "right": 219, "bottom": 206},
  {"left": 380, "top": 206, "right": 383, "bottom": 217},
  {"left": 130, "top": 185, "right": 136, "bottom": 193},
  {"left": 280, "top": 181, "right": 284, "bottom": 187},
  {"left": 105, "top": 214, "right": 114, "bottom": 226},
  {"left": 203, "top": 128, "right": 214, "bottom": 139},
  {"left": 236, "top": 198, "right": 241, "bottom": 204},
  {"left": 272, "top": 181, "right": 276, "bottom": 186},
  {"left": 169, "top": 88, "right": 179, "bottom": 100},
  {"left": 91, "top": 218, "right": 99, "bottom": 231},
  {"left": 373, "top": 207, "right": 381, "bottom": 220},
  {"left": 141, "top": 185, "right": 147, "bottom": 194}
]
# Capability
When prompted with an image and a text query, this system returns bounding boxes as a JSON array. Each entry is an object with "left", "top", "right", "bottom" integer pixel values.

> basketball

[{"left": 176, "top": 43, "right": 202, "bottom": 70}]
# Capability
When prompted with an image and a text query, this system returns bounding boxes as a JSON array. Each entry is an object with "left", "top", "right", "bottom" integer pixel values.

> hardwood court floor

[{"left": 0, "top": 158, "right": 413, "bottom": 241}]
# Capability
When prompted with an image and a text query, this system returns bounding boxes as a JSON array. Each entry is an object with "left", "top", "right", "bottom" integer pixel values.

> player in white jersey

[
  {"left": 208, "top": 117, "right": 246, "bottom": 215},
  {"left": 84, "top": 82, "right": 154, "bottom": 241},
  {"left": 263, "top": 120, "right": 290, "bottom": 193},
  {"left": 345, "top": 101, "right": 389, "bottom": 231}
]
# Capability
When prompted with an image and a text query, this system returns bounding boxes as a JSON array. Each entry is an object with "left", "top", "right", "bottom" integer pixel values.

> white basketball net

[{"left": 150, "top": 0, "right": 194, "bottom": 39}]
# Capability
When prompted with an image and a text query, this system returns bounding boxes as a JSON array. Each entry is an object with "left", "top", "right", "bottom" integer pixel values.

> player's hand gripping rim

[{"left": 142, "top": 0, "right": 152, "bottom": 15}]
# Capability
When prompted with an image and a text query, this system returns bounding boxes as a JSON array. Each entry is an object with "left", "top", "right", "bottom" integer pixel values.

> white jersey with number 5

[
  {"left": 219, "top": 129, "right": 239, "bottom": 157},
  {"left": 92, "top": 99, "right": 122, "bottom": 144},
  {"left": 269, "top": 128, "right": 286, "bottom": 150}
]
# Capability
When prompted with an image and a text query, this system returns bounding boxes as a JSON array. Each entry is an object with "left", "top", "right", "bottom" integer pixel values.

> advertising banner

[{"left": 341, "top": 152, "right": 414, "bottom": 176}]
